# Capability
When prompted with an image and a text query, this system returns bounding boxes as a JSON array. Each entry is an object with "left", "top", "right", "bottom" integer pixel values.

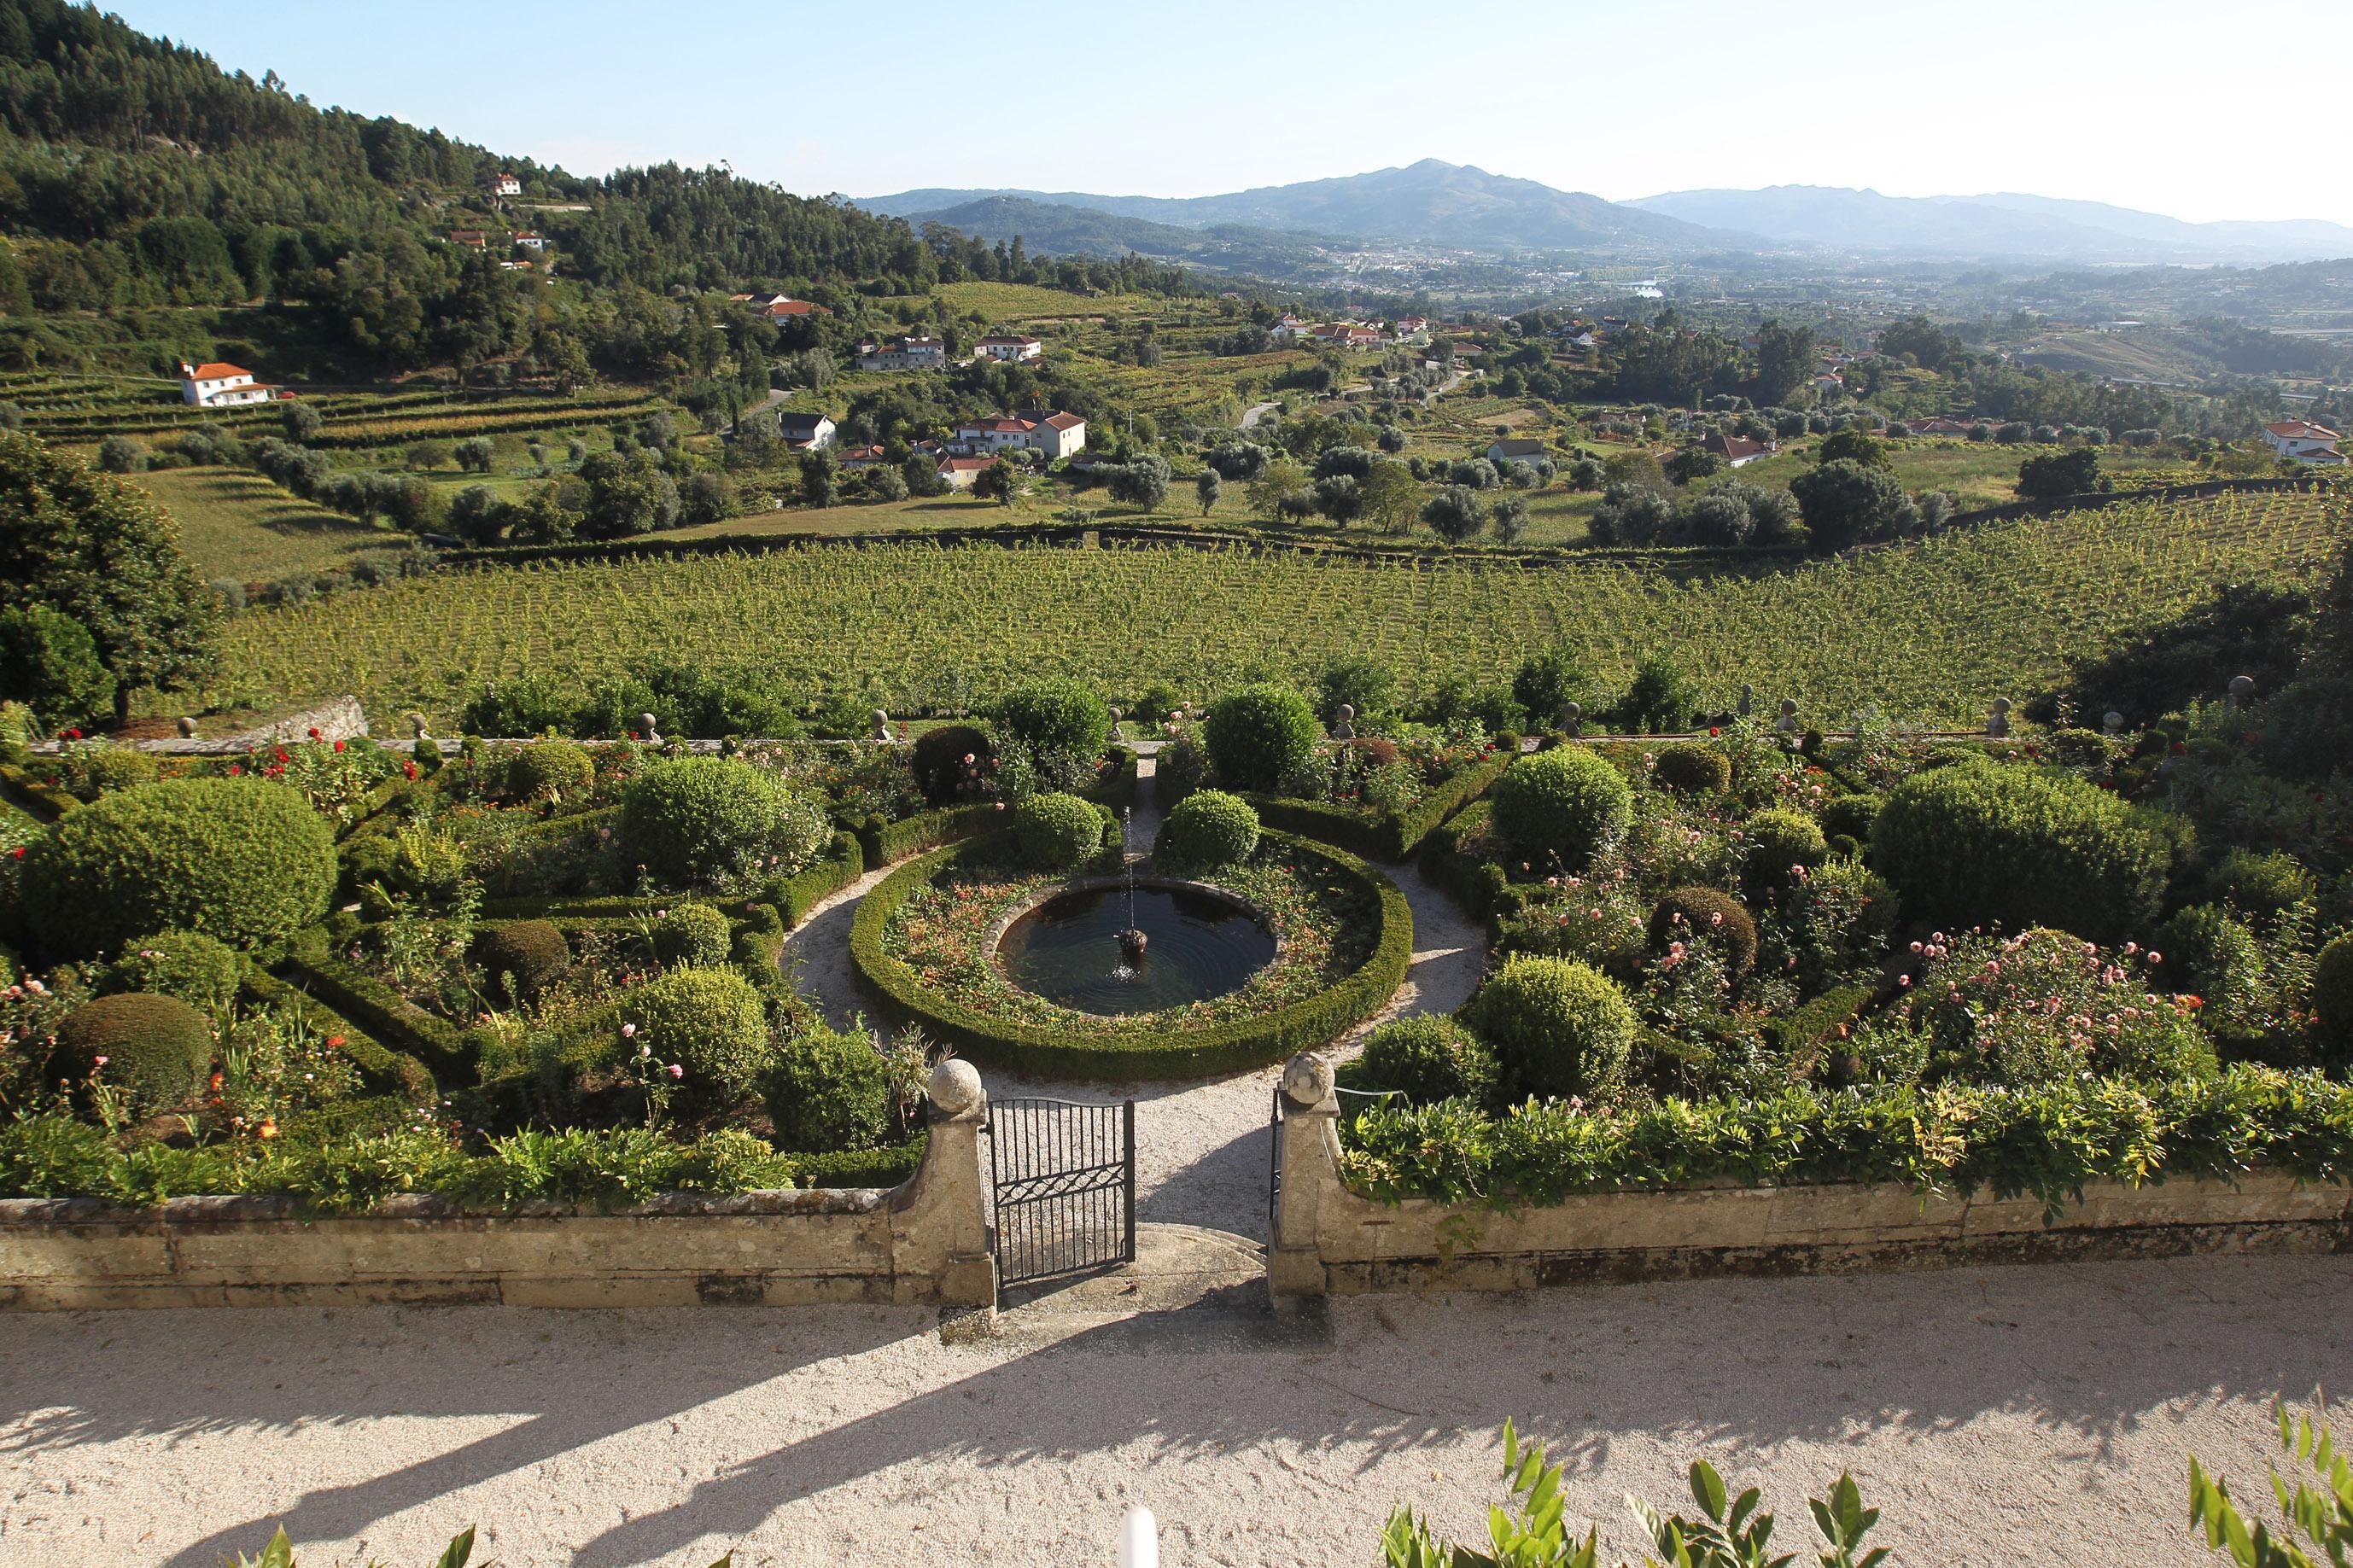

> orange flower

[{"left": 256, "top": 1118, "right": 279, "bottom": 1140}]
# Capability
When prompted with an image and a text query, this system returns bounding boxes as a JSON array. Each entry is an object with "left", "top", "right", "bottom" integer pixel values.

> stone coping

[{"left": 0, "top": 1186, "right": 891, "bottom": 1227}]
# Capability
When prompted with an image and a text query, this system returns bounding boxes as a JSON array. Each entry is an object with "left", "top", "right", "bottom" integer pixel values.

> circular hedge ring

[{"left": 849, "top": 828, "right": 1412, "bottom": 1079}]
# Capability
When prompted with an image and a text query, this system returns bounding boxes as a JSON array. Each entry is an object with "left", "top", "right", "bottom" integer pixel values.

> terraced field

[
  {"left": 201, "top": 492, "right": 2348, "bottom": 730},
  {"left": 134, "top": 468, "right": 412, "bottom": 584}
]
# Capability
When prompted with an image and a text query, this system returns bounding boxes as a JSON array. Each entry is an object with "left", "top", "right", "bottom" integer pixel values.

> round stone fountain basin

[{"left": 993, "top": 880, "right": 1276, "bottom": 1016}]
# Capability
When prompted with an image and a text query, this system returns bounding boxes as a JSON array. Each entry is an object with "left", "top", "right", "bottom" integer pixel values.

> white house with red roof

[
  {"left": 937, "top": 455, "right": 995, "bottom": 490},
  {"left": 2263, "top": 419, "right": 2344, "bottom": 465},
  {"left": 493, "top": 172, "right": 522, "bottom": 197},
  {"left": 1026, "top": 410, "right": 1087, "bottom": 460},
  {"left": 950, "top": 415, "right": 1038, "bottom": 455},
  {"left": 976, "top": 334, "right": 1043, "bottom": 363},
  {"left": 756, "top": 294, "right": 831, "bottom": 320},
  {"left": 511, "top": 231, "right": 546, "bottom": 252},
  {"left": 774, "top": 411, "right": 836, "bottom": 450},
  {"left": 178, "top": 361, "right": 274, "bottom": 409},
  {"left": 857, "top": 336, "right": 948, "bottom": 371}
]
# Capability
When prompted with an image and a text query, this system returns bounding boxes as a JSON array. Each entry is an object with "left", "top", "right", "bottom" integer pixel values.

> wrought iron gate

[{"left": 987, "top": 1097, "right": 1136, "bottom": 1286}]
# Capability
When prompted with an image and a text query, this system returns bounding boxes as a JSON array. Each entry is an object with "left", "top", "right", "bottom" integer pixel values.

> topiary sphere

[
  {"left": 1487, "top": 748, "right": 1633, "bottom": 871},
  {"left": 473, "top": 919, "right": 570, "bottom": 1004},
  {"left": 622, "top": 964, "right": 774, "bottom": 1120},
  {"left": 910, "top": 723, "right": 993, "bottom": 805},
  {"left": 1647, "top": 887, "right": 1758, "bottom": 977},
  {"left": 621, "top": 755, "right": 800, "bottom": 889},
  {"left": 17, "top": 778, "right": 336, "bottom": 957},
  {"left": 2205, "top": 848, "right": 2317, "bottom": 923},
  {"left": 1356, "top": 1014, "right": 1498, "bottom": 1106},
  {"left": 991, "top": 679, "right": 1111, "bottom": 761},
  {"left": 1818, "top": 792, "right": 1882, "bottom": 846},
  {"left": 1202, "top": 683, "right": 1320, "bottom": 794},
  {"left": 762, "top": 1024, "right": 891, "bottom": 1152},
  {"left": 1743, "top": 807, "right": 1828, "bottom": 893},
  {"left": 2308, "top": 934, "right": 2353, "bottom": 1064},
  {"left": 1011, "top": 791, "right": 1102, "bottom": 870},
  {"left": 506, "top": 740, "right": 595, "bottom": 801},
  {"left": 1651, "top": 742, "right": 1731, "bottom": 795},
  {"left": 1159, "top": 790, "right": 1259, "bottom": 868},
  {"left": 651, "top": 903, "right": 733, "bottom": 969},
  {"left": 1465, "top": 954, "right": 1637, "bottom": 1102},
  {"left": 105, "top": 930, "right": 243, "bottom": 1017},
  {"left": 1871, "top": 763, "right": 2169, "bottom": 943},
  {"left": 2157, "top": 904, "right": 2263, "bottom": 1031},
  {"left": 51, "top": 992, "right": 213, "bottom": 1121}
]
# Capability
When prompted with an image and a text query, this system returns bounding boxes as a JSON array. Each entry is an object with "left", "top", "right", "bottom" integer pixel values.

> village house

[
  {"left": 775, "top": 411, "right": 836, "bottom": 451},
  {"left": 946, "top": 410, "right": 1089, "bottom": 460},
  {"left": 1268, "top": 313, "right": 1307, "bottom": 342},
  {"left": 1700, "top": 433, "right": 1776, "bottom": 467},
  {"left": 1022, "top": 409, "right": 1088, "bottom": 460},
  {"left": 1311, "top": 322, "right": 1386, "bottom": 350},
  {"left": 448, "top": 230, "right": 489, "bottom": 248},
  {"left": 493, "top": 172, "right": 521, "bottom": 197},
  {"left": 857, "top": 337, "right": 949, "bottom": 371},
  {"left": 951, "top": 416, "right": 1036, "bottom": 456},
  {"left": 833, "top": 445, "right": 889, "bottom": 469},
  {"left": 1393, "top": 315, "right": 1431, "bottom": 345},
  {"left": 2263, "top": 419, "right": 2344, "bottom": 465},
  {"left": 1486, "top": 436, "right": 1550, "bottom": 466},
  {"left": 1812, "top": 371, "right": 1844, "bottom": 393},
  {"left": 178, "top": 361, "right": 275, "bottom": 409},
  {"left": 936, "top": 455, "right": 994, "bottom": 491},
  {"left": 511, "top": 232, "right": 546, "bottom": 251},
  {"left": 976, "top": 335, "right": 1043, "bottom": 363},
  {"left": 756, "top": 294, "right": 831, "bottom": 320}
]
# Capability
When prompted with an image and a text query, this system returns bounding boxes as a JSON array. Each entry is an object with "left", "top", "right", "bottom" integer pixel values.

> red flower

[
  {"left": 403, "top": 760, "right": 418, "bottom": 780},
  {"left": 228, "top": 764, "right": 243, "bottom": 776},
  {"left": 1708, "top": 726, "right": 1720, "bottom": 737},
  {"left": 307, "top": 727, "right": 322, "bottom": 740},
  {"left": 61, "top": 727, "right": 81, "bottom": 741},
  {"left": 333, "top": 739, "right": 346, "bottom": 753},
  {"left": 9, "top": 847, "right": 22, "bottom": 860}
]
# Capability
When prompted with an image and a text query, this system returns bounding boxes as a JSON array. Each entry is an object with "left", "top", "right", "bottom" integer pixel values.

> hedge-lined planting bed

[
  {"left": 850, "top": 828, "right": 1412, "bottom": 1078},
  {"left": 1338, "top": 1066, "right": 2353, "bottom": 1217},
  {"left": 773, "top": 830, "right": 866, "bottom": 927},
  {"left": 855, "top": 801, "right": 1005, "bottom": 868},
  {"left": 1170, "top": 755, "right": 1509, "bottom": 864}
]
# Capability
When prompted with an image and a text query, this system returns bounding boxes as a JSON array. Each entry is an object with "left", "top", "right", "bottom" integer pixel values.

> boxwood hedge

[{"left": 850, "top": 828, "right": 1412, "bottom": 1078}]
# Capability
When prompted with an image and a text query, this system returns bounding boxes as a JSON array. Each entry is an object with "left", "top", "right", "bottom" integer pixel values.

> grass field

[
  {"left": 133, "top": 468, "right": 412, "bottom": 584},
  {"left": 196, "top": 492, "right": 2349, "bottom": 731},
  {"left": 933, "top": 283, "right": 1166, "bottom": 324}
]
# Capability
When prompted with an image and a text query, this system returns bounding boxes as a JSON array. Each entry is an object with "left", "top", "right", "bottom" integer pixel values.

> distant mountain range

[
  {"left": 1627, "top": 186, "right": 2353, "bottom": 263},
  {"left": 861, "top": 160, "right": 2353, "bottom": 268}
]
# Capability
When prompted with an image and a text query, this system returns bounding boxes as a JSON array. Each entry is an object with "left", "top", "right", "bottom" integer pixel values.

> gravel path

[
  {"left": 780, "top": 761, "right": 1486, "bottom": 1239},
  {"left": 7, "top": 1254, "right": 2347, "bottom": 1567}
]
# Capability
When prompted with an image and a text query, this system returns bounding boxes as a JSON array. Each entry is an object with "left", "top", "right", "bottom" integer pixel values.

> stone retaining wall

[
  {"left": 1266, "top": 1055, "right": 2353, "bottom": 1299},
  {"left": 0, "top": 1065, "right": 996, "bottom": 1313}
]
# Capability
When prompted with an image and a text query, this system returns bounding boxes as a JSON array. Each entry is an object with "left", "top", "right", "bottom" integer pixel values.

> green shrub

[
  {"left": 621, "top": 755, "right": 820, "bottom": 889},
  {"left": 1871, "top": 764, "right": 2169, "bottom": 942},
  {"left": 506, "top": 740, "right": 594, "bottom": 801},
  {"left": 1355, "top": 1015, "right": 1498, "bottom": 1106},
  {"left": 1776, "top": 858, "right": 1900, "bottom": 988},
  {"left": 1464, "top": 955, "right": 1637, "bottom": 1102},
  {"left": 2205, "top": 848, "right": 2317, "bottom": 921},
  {"left": 52, "top": 992, "right": 213, "bottom": 1119},
  {"left": 1651, "top": 742, "right": 1731, "bottom": 795},
  {"left": 991, "top": 679, "right": 1111, "bottom": 760},
  {"left": 2312, "top": 935, "right": 2353, "bottom": 1063},
  {"left": 1648, "top": 887, "right": 1757, "bottom": 976},
  {"left": 0, "top": 603, "right": 115, "bottom": 730},
  {"left": 2157, "top": 905, "right": 2264, "bottom": 1035},
  {"left": 1486, "top": 748, "right": 1632, "bottom": 871},
  {"left": 1010, "top": 791, "right": 1101, "bottom": 870},
  {"left": 651, "top": 903, "right": 732, "bottom": 968},
  {"left": 1818, "top": 792, "right": 1881, "bottom": 845},
  {"left": 105, "top": 930, "right": 242, "bottom": 1016},
  {"left": 1159, "top": 789, "right": 1259, "bottom": 868},
  {"left": 762, "top": 1025, "right": 891, "bottom": 1152},
  {"left": 473, "top": 920, "right": 570, "bottom": 1004},
  {"left": 17, "top": 778, "right": 336, "bottom": 957},
  {"left": 61, "top": 743, "right": 157, "bottom": 801},
  {"left": 622, "top": 965, "right": 773, "bottom": 1118},
  {"left": 1203, "top": 683, "right": 1319, "bottom": 793},
  {"left": 910, "top": 724, "right": 992, "bottom": 805},
  {"left": 1743, "top": 806, "right": 1827, "bottom": 894}
]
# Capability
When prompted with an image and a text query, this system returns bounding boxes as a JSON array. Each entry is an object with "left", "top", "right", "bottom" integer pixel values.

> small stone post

[
  {"left": 889, "top": 1059, "right": 996, "bottom": 1314},
  {"left": 406, "top": 712, "right": 432, "bottom": 741},
  {"left": 637, "top": 712, "right": 662, "bottom": 747},
  {"left": 174, "top": 716, "right": 198, "bottom": 738},
  {"left": 1560, "top": 701, "right": 1582, "bottom": 738},
  {"left": 1987, "top": 696, "right": 2012, "bottom": 738},
  {"left": 1737, "top": 684, "right": 1753, "bottom": 719},
  {"left": 2103, "top": 710, "right": 2125, "bottom": 737},
  {"left": 1775, "top": 697, "right": 1800, "bottom": 736},
  {"left": 872, "top": 708, "right": 893, "bottom": 743},
  {"left": 2227, "top": 675, "right": 2255, "bottom": 711},
  {"left": 1268, "top": 1052, "right": 1338, "bottom": 1307},
  {"left": 1331, "top": 702, "right": 1356, "bottom": 740}
]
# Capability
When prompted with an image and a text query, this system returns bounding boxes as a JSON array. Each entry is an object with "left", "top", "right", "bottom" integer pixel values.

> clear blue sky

[{"left": 107, "top": 0, "right": 2340, "bottom": 226}]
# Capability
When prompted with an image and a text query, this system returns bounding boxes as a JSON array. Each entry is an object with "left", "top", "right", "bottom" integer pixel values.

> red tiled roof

[
  {"left": 185, "top": 362, "right": 250, "bottom": 381},
  {"left": 978, "top": 335, "right": 1040, "bottom": 346},
  {"left": 960, "top": 417, "right": 1034, "bottom": 433},
  {"left": 940, "top": 457, "right": 994, "bottom": 472},
  {"left": 1039, "top": 412, "right": 1085, "bottom": 430},
  {"left": 2267, "top": 419, "right": 2339, "bottom": 440}
]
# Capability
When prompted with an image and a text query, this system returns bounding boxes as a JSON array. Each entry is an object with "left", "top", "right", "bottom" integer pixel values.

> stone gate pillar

[{"left": 1269, "top": 1052, "right": 1338, "bottom": 1304}]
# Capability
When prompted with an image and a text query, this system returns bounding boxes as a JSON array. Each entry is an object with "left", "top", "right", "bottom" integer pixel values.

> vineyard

[
  {"left": 202, "top": 492, "right": 2349, "bottom": 729},
  {"left": 0, "top": 372, "right": 663, "bottom": 447}
]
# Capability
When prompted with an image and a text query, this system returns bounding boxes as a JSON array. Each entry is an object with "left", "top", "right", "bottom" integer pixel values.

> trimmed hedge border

[
  {"left": 856, "top": 801, "right": 1004, "bottom": 867},
  {"left": 774, "top": 831, "right": 866, "bottom": 928},
  {"left": 277, "top": 930, "right": 471, "bottom": 1083},
  {"left": 0, "top": 763, "right": 78, "bottom": 820},
  {"left": 850, "top": 827, "right": 1413, "bottom": 1079},
  {"left": 239, "top": 969, "right": 436, "bottom": 1105},
  {"left": 1167, "top": 755, "right": 1510, "bottom": 864}
]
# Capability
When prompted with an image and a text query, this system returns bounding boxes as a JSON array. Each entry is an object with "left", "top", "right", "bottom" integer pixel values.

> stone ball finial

[
  {"left": 1281, "top": 1052, "right": 1335, "bottom": 1108},
  {"left": 636, "top": 713, "right": 661, "bottom": 744},
  {"left": 406, "top": 711, "right": 430, "bottom": 739},
  {"left": 175, "top": 716, "right": 197, "bottom": 738},
  {"left": 1331, "top": 702, "right": 1356, "bottom": 740},
  {"left": 872, "top": 708, "right": 892, "bottom": 741},
  {"left": 2228, "top": 674, "right": 2256, "bottom": 708},
  {"left": 1992, "top": 697, "right": 2011, "bottom": 714},
  {"left": 1779, "top": 697, "right": 1799, "bottom": 718},
  {"left": 2104, "top": 710, "right": 2125, "bottom": 736},
  {"left": 928, "top": 1058, "right": 984, "bottom": 1118}
]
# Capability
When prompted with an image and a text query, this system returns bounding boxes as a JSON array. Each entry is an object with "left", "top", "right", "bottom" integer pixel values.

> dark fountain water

[{"left": 995, "top": 809, "right": 1274, "bottom": 1015}]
